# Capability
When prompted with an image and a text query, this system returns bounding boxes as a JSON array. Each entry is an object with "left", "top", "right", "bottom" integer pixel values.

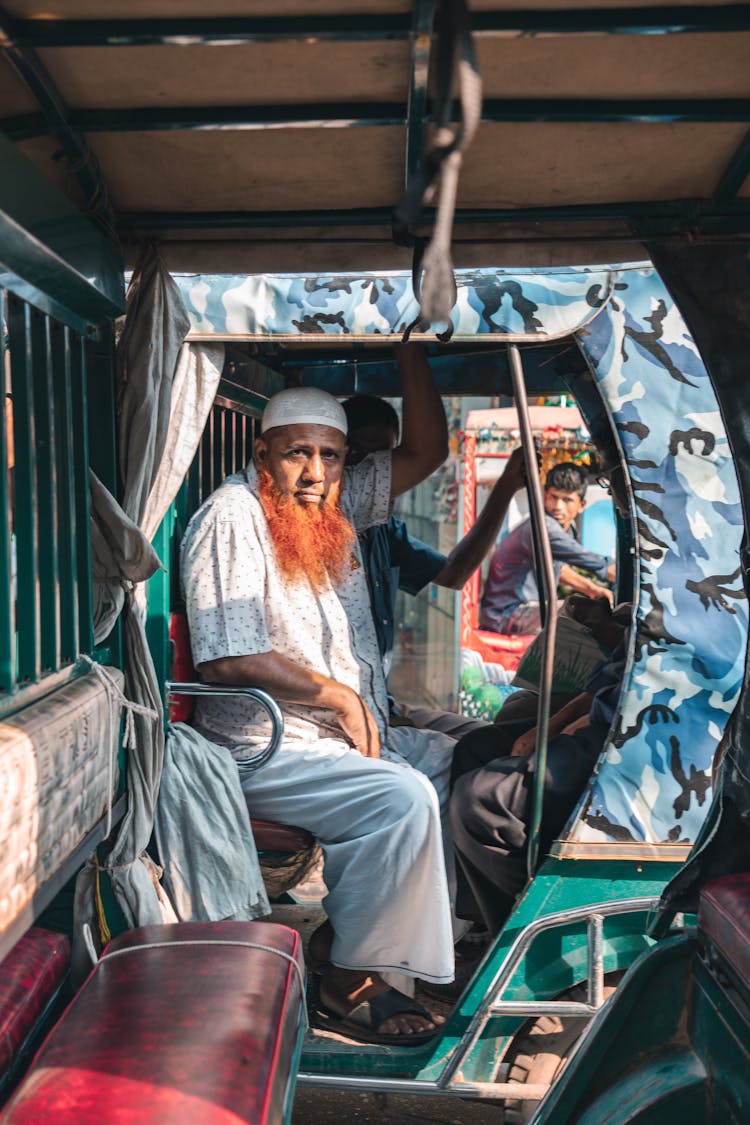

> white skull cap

[{"left": 261, "top": 387, "right": 347, "bottom": 436}]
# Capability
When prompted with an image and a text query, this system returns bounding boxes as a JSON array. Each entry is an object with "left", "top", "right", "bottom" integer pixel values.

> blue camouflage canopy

[{"left": 173, "top": 264, "right": 747, "bottom": 855}]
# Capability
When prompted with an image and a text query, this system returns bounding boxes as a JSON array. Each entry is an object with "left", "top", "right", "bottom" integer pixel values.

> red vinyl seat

[
  {"left": 699, "top": 872, "right": 750, "bottom": 988},
  {"left": 0, "top": 921, "right": 305, "bottom": 1125},
  {"left": 168, "top": 613, "right": 315, "bottom": 856},
  {"left": 0, "top": 929, "right": 70, "bottom": 1087}
]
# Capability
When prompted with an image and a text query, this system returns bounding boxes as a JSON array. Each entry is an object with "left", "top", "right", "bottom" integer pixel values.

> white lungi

[{"left": 181, "top": 453, "right": 456, "bottom": 982}]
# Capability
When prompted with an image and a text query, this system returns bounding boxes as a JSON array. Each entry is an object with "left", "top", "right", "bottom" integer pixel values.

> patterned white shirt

[{"left": 180, "top": 452, "right": 393, "bottom": 753}]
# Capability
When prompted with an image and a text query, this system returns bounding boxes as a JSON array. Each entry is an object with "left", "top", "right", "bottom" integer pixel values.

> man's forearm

[
  {"left": 436, "top": 475, "right": 516, "bottom": 589},
  {"left": 559, "top": 564, "right": 611, "bottom": 599},
  {"left": 198, "top": 650, "right": 350, "bottom": 711},
  {"left": 391, "top": 343, "right": 448, "bottom": 497},
  {"left": 548, "top": 692, "right": 593, "bottom": 736}
]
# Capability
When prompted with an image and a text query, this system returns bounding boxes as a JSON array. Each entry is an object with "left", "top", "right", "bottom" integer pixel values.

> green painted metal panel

[
  {"left": 0, "top": 135, "right": 123, "bottom": 329},
  {"left": 70, "top": 335, "right": 94, "bottom": 656},
  {"left": 31, "top": 310, "right": 60, "bottom": 673},
  {"left": 52, "top": 322, "right": 80, "bottom": 664},
  {"left": 146, "top": 511, "right": 173, "bottom": 716},
  {"left": 8, "top": 295, "right": 40, "bottom": 684},
  {"left": 0, "top": 297, "right": 15, "bottom": 694},
  {"left": 299, "top": 856, "right": 682, "bottom": 1080}
]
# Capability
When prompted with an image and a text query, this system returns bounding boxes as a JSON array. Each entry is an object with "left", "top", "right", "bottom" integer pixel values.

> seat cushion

[
  {"left": 1, "top": 921, "right": 305, "bottom": 1125},
  {"left": 0, "top": 928, "right": 70, "bottom": 1080},
  {"left": 699, "top": 873, "right": 750, "bottom": 987},
  {"left": 250, "top": 818, "right": 315, "bottom": 854}
]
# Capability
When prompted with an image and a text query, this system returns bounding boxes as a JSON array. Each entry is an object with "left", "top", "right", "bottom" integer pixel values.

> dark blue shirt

[
  {"left": 480, "top": 514, "right": 610, "bottom": 632},
  {"left": 359, "top": 516, "right": 445, "bottom": 675}
]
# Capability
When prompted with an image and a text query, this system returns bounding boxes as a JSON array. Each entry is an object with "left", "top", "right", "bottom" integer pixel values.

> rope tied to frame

[
  {"left": 393, "top": 0, "right": 482, "bottom": 335},
  {"left": 80, "top": 654, "right": 159, "bottom": 837}
]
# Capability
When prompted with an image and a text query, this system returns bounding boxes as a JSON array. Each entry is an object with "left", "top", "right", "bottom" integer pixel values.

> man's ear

[{"left": 254, "top": 435, "right": 267, "bottom": 464}]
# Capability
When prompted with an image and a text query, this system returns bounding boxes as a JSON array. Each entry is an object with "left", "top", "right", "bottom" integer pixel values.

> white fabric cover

[{"left": 0, "top": 668, "right": 123, "bottom": 935}]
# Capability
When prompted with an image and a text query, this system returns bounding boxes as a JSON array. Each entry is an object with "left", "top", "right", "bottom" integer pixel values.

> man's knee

[{"left": 377, "top": 763, "right": 440, "bottom": 829}]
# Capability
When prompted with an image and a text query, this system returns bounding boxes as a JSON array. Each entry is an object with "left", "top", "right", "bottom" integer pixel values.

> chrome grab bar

[
  {"left": 298, "top": 898, "right": 659, "bottom": 1105},
  {"left": 437, "top": 895, "right": 659, "bottom": 1089},
  {"left": 507, "top": 343, "right": 559, "bottom": 879},
  {"left": 166, "top": 680, "right": 284, "bottom": 772}
]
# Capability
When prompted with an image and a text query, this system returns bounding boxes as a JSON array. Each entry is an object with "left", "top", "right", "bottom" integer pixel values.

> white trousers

[{"left": 240, "top": 732, "right": 455, "bottom": 983}]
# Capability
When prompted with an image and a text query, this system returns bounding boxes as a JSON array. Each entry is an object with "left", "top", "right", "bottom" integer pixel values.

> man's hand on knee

[{"left": 334, "top": 686, "right": 382, "bottom": 758}]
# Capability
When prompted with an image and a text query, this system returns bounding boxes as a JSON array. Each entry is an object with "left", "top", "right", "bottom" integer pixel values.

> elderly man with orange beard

[{"left": 181, "top": 343, "right": 457, "bottom": 1045}]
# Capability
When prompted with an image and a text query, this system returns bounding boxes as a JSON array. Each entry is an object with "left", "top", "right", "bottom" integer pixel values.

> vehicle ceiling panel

[
  {"left": 25, "top": 127, "right": 406, "bottom": 213},
  {"left": 34, "top": 42, "right": 412, "bottom": 108},
  {"left": 2, "top": 0, "right": 750, "bottom": 268},
  {"left": 462, "top": 123, "right": 747, "bottom": 206},
  {"left": 478, "top": 34, "right": 750, "bottom": 99}
]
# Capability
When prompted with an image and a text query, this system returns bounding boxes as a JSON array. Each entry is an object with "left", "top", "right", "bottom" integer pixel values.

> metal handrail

[
  {"left": 507, "top": 343, "right": 559, "bottom": 879},
  {"left": 297, "top": 896, "right": 660, "bottom": 1105},
  {"left": 166, "top": 680, "right": 284, "bottom": 772},
  {"left": 437, "top": 895, "right": 659, "bottom": 1088}
]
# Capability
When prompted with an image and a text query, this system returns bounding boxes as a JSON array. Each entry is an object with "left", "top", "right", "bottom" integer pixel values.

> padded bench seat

[
  {"left": 699, "top": 872, "right": 750, "bottom": 988},
  {"left": 1, "top": 921, "right": 305, "bottom": 1125},
  {"left": 0, "top": 928, "right": 70, "bottom": 1089}
]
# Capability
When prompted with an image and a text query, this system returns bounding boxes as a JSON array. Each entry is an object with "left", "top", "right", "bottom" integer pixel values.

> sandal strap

[{"left": 346, "top": 987, "right": 432, "bottom": 1031}]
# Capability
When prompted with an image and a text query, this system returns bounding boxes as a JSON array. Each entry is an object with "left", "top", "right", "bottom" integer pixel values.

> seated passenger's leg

[
  {"left": 450, "top": 756, "right": 532, "bottom": 934},
  {"left": 241, "top": 739, "right": 454, "bottom": 985},
  {"left": 393, "top": 701, "right": 492, "bottom": 741},
  {"left": 450, "top": 723, "right": 609, "bottom": 935}
]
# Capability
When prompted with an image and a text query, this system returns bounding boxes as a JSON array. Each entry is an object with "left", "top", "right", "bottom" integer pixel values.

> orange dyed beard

[{"left": 258, "top": 468, "right": 356, "bottom": 591}]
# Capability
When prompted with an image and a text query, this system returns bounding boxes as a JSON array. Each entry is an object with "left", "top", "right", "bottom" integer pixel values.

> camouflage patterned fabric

[
  {"left": 172, "top": 265, "right": 747, "bottom": 850},
  {"left": 176, "top": 269, "right": 612, "bottom": 340}
]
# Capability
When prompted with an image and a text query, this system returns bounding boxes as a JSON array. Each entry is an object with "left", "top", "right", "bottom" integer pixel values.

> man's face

[
  {"left": 255, "top": 423, "right": 347, "bottom": 506},
  {"left": 544, "top": 486, "right": 585, "bottom": 531},
  {"left": 346, "top": 423, "right": 398, "bottom": 466}
]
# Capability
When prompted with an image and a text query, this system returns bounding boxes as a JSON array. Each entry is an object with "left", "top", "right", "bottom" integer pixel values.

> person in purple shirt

[{"left": 479, "top": 461, "right": 615, "bottom": 636}]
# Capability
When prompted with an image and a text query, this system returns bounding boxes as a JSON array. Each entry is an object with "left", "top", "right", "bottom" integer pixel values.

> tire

[{"left": 501, "top": 973, "right": 623, "bottom": 1125}]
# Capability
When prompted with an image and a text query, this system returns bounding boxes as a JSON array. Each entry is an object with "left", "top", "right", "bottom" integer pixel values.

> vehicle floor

[{"left": 271, "top": 863, "right": 504, "bottom": 1121}]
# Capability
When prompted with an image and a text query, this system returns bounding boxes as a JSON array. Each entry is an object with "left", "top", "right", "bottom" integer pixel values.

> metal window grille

[{"left": 0, "top": 289, "right": 93, "bottom": 696}]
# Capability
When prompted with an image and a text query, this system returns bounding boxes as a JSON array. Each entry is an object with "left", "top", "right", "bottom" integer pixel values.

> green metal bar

[
  {"left": 201, "top": 414, "right": 214, "bottom": 500},
  {"left": 52, "top": 322, "right": 79, "bottom": 663},
  {"left": 31, "top": 310, "right": 60, "bottom": 673},
  {"left": 8, "top": 296, "right": 40, "bottom": 683},
  {"left": 0, "top": 5, "right": 115, "bottom": 231},
  {"left": 70, "top": 335, "right": 94, "bottom": 655},
  {"left": 713, "top": 128, "right": 750, "bottom": 205},
  {"left": 11, "top": 7, "right": 750, "bottom": 46},
  {"left": 405, "top": 0, "right": 436, "bottom": 188},
  {"left": 0, "top": 294, "right": 15, "bottom": 693},
  {"left": 213, "top": 407, "right": 225, "bottom": 489},
  {"left": 10, "top": 97, "right": 750, "bottom": 140},
  {"left": 116, "top": 199, "right": 750, "bottom": 234},
  {"left": 215, "top": 378, "right": 270, "bottom": 418}
]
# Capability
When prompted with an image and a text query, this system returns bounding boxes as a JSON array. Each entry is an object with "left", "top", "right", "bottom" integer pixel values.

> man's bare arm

[
  {"left": 435, "top": 448, "right": 525, "bottom": 589},
  {"left": 199, "top": 651, "right": 381, "bottom": 758},
  {"left": 390, "top": 342, "right": 448, "bottom": 499},
  {"left": 510, "top": 691, "right": 594, "bottom": 756},
  {"left": 559, "top": 563, "right": 614, "bottom": 606}
]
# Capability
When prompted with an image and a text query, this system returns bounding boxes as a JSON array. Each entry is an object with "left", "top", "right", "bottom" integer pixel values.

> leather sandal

[{"left": 312, "top": 986, "right": 441, "bottom": 1046}]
